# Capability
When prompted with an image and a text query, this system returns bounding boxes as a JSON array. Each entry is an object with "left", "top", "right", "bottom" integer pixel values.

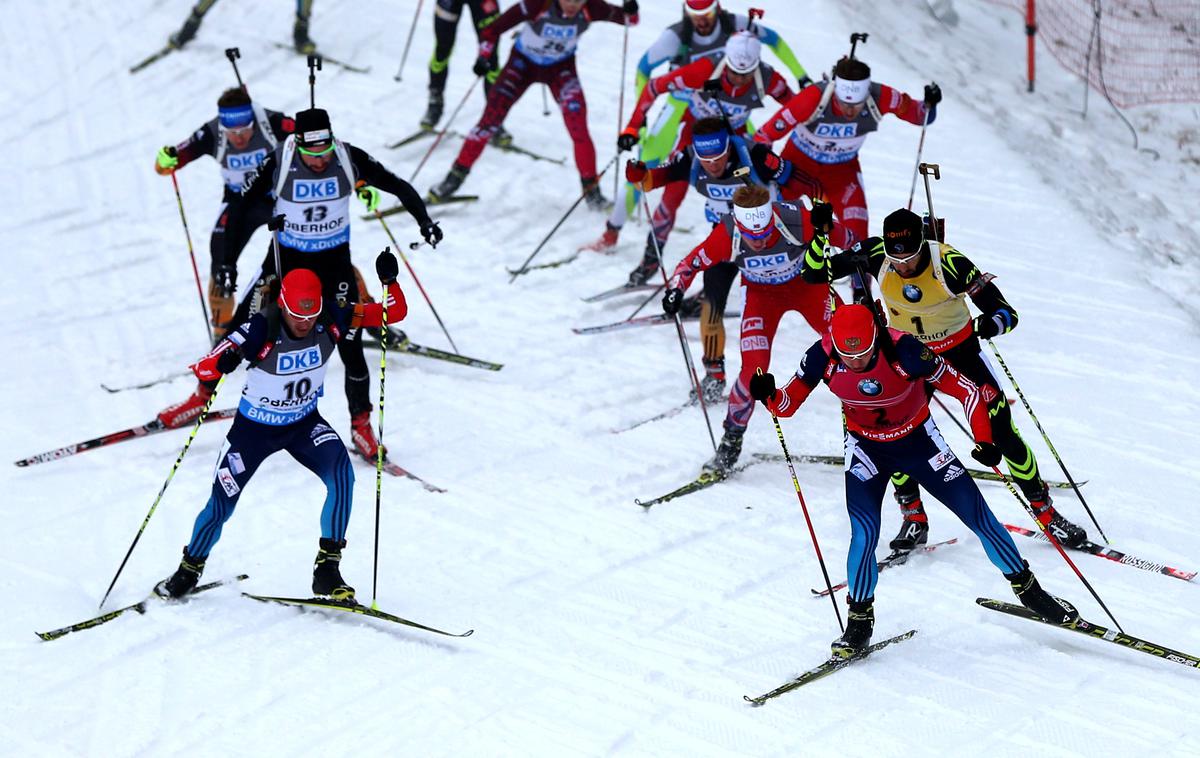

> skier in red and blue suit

[{"left": 748, "top": 304, "right": 1078, "bottom": 659}]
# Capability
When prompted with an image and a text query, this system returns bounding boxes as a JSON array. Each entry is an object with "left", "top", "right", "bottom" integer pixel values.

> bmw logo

[
  {"left": 858, "top": 378, "right": 882, "bottom": 396},
  {"left": 902, "top": 284, "right": 922, "bottom": 303}
]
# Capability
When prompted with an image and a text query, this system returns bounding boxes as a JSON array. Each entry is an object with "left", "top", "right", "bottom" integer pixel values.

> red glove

[
  {"left": 190, "top": 342, "right": 241, "bottom": 382},
  {"left": 625, "top": 160, "right": 648, "bottom": 185}
]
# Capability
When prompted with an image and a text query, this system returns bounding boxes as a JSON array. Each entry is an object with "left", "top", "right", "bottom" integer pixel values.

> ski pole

[
  {"left": 919, "top": 162, "right": 941, "bottom": 238},
  {"left": 643, "top": 192, "right": 718, "bottom": 453},
  {"left": 307, "top": 54, "right": 321, "bottom": 108},
  {"left": 224, "top": 47, "right": 245, "bottom": 92},
  {"left": 394, "top": 0, "right": 425, "bottom": 82},
  {"left": 624, "top": 283, "right": 665, "bottom": 321},
  {"left": 98, "top": 375, "right": 226, "bottom": 609},
  {"left": 614, "top": 19, "right": 630, "bottom": 203},
  {"left": 986, "top": 339, "right": 1109, "bottom": 542},
  {"left": 369, "top": 204, "right": 459, "bottom": 353},
  {"left": 167, "top": 159, "right": 213, "bottom": 343},
  {"left": 758, "top": 369, "right": 844, "bottom": 632},
  {"left": 508, "top": 153, "right": 619, "bottom": 281},
  {"left": 988, "top": 464, "right": 1124, "bottom": 632},
  {"left": 905, "top": 107, "right": 931, "bottom": 211},
  {"left": 409, "top": 75, "right": 482, "bottom": 183},
  {"left": 541, "top": 85, "right": 551, "bottom": 116},
  {"left": 371, "top": 250, "right": 390, "bottom": 611}
]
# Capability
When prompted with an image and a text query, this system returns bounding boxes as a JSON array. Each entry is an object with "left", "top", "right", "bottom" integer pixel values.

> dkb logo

[
  {"left": 294, "top": 179, "right": 339, "bottom": 200},
  {"left": 814, "top": 123, "right": 859, "bottom": 138},
  {"left": 228, "top": 149, "right": 267, "bottom": 169},
  {"left": 277, "top": 347, "right": 321, "bottom": 374}
]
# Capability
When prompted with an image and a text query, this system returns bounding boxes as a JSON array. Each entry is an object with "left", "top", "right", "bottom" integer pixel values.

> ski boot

[
  {"left": 626, "top": 237, "right": 661, "bottom": 285},
  {"left": 580, "top": 222, "right": 620, "bottom": 253},
  {"left": 702, "top": 426, "right": 745, "bottom": 478},
  {"left": 350, "top": 410, "right": 386, "bottom": 461},
  {"left": 367, "top": 325, "right": 407, "bottom": 349},
  {"left": 293, "top": 16, "right": 317, "bottom": 55},
  {"left": 157, "top": 384, "right": 213, "bottom": 429},
  {"left": 1006, "top": 561, "right": 1078, "bottom": 625},
  {"left": 155, "top": 549, "right": 206, "bottom": 599},
  {"left": 312, "top": 538, "right": 355, "bottom": 601},
  {"left": 429, "top": 164, "right": 469, "bottom": 203},
  {"left": 679, "top": 293, "right": 703, "bottom": 319},
  {"left": 831, "top": 597, "right": 875, "bottom": 659},
  {"left": 489, "top": 125, "right": 513, "bottom": 148},
  {"left": 420, "top": 90, "right": 444, "bottom": 131},
  {"left": 1030, "top": 489, "right": 1087, "bottom": 549},
  {"left": 888, "top": 495, "right": 929, "bottom": 553},
  {"left": 582, "top": 178, "right": 611, "bottom": 212},
  {"left": 168, "top": 11, "right": 202, "bottom": 48},
  {"left": 691, "top": 357, "right": 727, "bottom": 405}
]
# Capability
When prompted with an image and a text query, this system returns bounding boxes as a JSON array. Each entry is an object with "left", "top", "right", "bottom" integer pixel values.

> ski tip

[{"left": 744, "top": 695, "right": 766, "bottom": 707}]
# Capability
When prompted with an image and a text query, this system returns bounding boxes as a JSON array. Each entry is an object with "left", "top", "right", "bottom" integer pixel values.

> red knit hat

[
  {"left": 279, "top": 269, "right": 323, "bottom": 318},
  {"left": 831, "top": 304, "right": 877, "bottom": 359}
]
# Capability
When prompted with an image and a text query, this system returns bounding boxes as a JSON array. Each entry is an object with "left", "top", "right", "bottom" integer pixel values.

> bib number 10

[{"left": 283, "top": 378, "right": 312, "bottom": 400}]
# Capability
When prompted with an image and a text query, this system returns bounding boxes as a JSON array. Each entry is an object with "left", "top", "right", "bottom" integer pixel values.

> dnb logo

[
  {"left": 814, "top": 122, "right": 859, "bottom": 139},
  {"left": 277, "top": 347, "right": 322, "bottom": 375},
  {"left": 902, "top": 283, "right": 923, "bottom": 303},
  {"left": 293, "top": 178, "right": 339, "bottom": 200},
  {"left": 857, "top": 378, "right": 882, "bottom": 396},
  {"left": 228, "top": 149, "right": 267, "bottom": 170}
]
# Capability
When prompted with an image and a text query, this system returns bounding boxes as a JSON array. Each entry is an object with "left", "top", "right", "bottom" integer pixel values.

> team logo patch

[
  {"left": 849, "top": 463, "right": 874, "bottom": 482},
  {"left": 857, "top": 378, "right": 882, "bottom": 396},
  {"left": 226, "top": 452, "right": 245, "bottom": 475},
  {"left": 277, "top": 347, "right": 321, "bottom": 375},
  {"left": 928, "top": 449, "right": 955, "bottom": 472},
  {"left": 741, "top": 335, "right": 770, "bottom": 351},
  {"left": 217, "top": 467, "right": 240, "bottom": 497},
  {"left": 902, "top": 284, "right": 923, "bottom": 302}
]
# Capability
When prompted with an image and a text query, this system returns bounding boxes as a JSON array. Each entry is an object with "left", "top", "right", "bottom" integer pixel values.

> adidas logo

[{"left": 943, "top": 465, "right": 965, "bottom": 482}]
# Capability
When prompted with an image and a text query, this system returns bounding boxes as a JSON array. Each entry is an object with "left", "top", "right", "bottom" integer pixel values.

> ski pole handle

[{"left": 224, "top": 47, "right": 245, "bottom": 92}]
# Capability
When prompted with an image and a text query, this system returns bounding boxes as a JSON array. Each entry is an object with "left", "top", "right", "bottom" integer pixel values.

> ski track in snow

[{"left": 3, "top": 1, "right": 1199, "bottom": 756}]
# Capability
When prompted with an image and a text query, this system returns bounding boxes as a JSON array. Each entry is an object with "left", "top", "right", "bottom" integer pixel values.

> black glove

[
  {"left": 214, "top": 263, "right": 237, "bottom": 298},
  {"left": 617, "top": 129, "right": 639, "bottom": 152},
  {"left": 974, "top": 313, "right": 1002, "bottom": 340},
  {"left": 846, "top": 243, "right": 871, "bottom": 268},
  {"left": 662, "top": 287, "right": 684, "bottom": 315},
  {"left": 472, "top": 56, "right": 491, "bottom": 77},
  {"left": 924, "top": 82, "right": 942, "bottom": 107},
  {"left": 702, "top": 78, "right": 722, "bottom": 97},
  {"left": 797, "top": 75, "right": 814, "bottom": 90},
  {"left": 748, "top": 372, "right": 777, "bottom": 403},
  {"left": 971, "top": 442, "right": 1002, "bottom": 467},
  {"left": 749, "top": 143, "right": 787, "bottom": 183},
  {"left": 622, "top": 0, "right": 638, "bottom": 14},
  {"left": 215, "top": 345, "right": 243, "bottom": 374},
  {"left": 267, "top": 213, "right": 286, "bottom": 232},
  {"left": 376, "top": 249, "right": 400, "bottom": 283},
  {"left": 421, "top": 219, "right": 443, "bottom": 247},
  {"left": 810, "top": 201, "right": 834, "bottom": 234}
]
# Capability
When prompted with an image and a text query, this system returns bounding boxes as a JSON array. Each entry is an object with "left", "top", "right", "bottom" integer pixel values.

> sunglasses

[
  {"left": 282, "top": 298, "right": 321, "bottom": 321},
  {"left": 297, "top": 142, "right": 335, "bottom": 157},
  {"left": 222, "top": 124, "right": 254, "bottom": 138}
]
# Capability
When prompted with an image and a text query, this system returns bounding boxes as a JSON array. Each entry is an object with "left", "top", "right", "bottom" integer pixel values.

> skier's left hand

[
  {"left": 810, "top": 201, "right": 835, "bottom": 235},
  {"left": 622, "top": 0, "right": 639, "bottom": 20},
  {"left": 357, "top": 184, "right": 381, "bottom": 212},
  {"left": 617, "top": 127, "right": 639, "bottom": 152},
  {"left": 376, "top": 249, "right": 399, "bottom": 284},
  {"left": 749, "top": 372, "right": 777, "bottom": 403},
  {"left": 662, "top": 287, "right": 684, "bottom": 315},
  {"left": 421, "top": 219, "right": 443, "bottom": 248},
  {"left": 924, "top": 82, "right": 942, "bottom": 107},
  {"left": 971, "top": 442, "right": 1002, "bottom": 467},
  {"left": 472, "top": 55, "right": 492, "bottom": 77}
]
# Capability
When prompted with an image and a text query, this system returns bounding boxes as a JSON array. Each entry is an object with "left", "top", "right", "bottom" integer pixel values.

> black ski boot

[
  {"left": 679, "top": 293, "right": 703, "bottom": 319},
  {"left": 691, "top": 357, "right": 727, "bottom": 405},
  {"left": 626, "top": 236, "right": 660, "bottom": 285},
  {"left": 1030, "top": 489, "right": 1087, "bottom": 549},
  {"left": 169, "top": 11, "right": 202, "bottom": 48},
  {"left": 1006, "top": 562, "right": 1078, "bottom": 624},
  {"left": 420, "top": 90, "right": 444, "bottom": 130},
  {"left": 293, "top": 15, "right": 317, "bottom": 54},
  {"left": 702, "top": 426, "right": 745, "bottom": 477},
  {"left": 582, "top": 178, "right": 611, "bottom": 212},
  {"left": 490, "top": 125, "right": 513, "bottom": 148},
  {"left": 888, "top": 495, "right": 929, "bottom": 553},
  {"left": 831, "top": 597, "right": 875, "bottom": 659},
  {"left": 155, "top": 549, "right": 206, "bottom": 599},
  {"left": 313, "top": 538, "right": 356, "bottom": 601},
  {"left": 430, "top": 164, "right": 469, "bottom": 203}
]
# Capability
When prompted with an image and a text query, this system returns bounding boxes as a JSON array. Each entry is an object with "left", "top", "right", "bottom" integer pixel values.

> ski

[
  {"left": 101, "top": 368, "right": 192, "bottom": 393},
  {"left": 744, "top": 629, "right": 919, "bottom": 705},
  {"left": 573, "top": 310, "right": 735, "bottom": 336},
  {"left": 369, "top": 194, "right": 479, "bottom": 219},
  {"left": 270, "top": 43, "right": 370, "bottom": 73},
  {"left": 976, "top": 598, "right": 1200, "bottom": 669},
  {"left": 811, "top": 539, "right": 960, "bottom": 597},
  {"left": 387, "top": 127, "right": 435, "bottom": 149},
  {"left": 129, "top": 44, "right": 178, "bottom": 74},
  {"left": 15, "top": 408, "right": 238, "bottom": 467},
  {"left": 448, "top": 130, "right": 565, "bottom": 164},
  {"left": 635, "top": 458, "right": 771, "bottom": 509},
  {"left": 507, "top": 252, "right": 580, "bottom": 277},
  {"left": 362, "top": 327, "right": 503, "bottom": 371},
  {"left": 352, "top": 448, "right": 447, "bottom": 493},
  {"left": 37, "top": 575, "right": 249, "bottom": 641},
  {"left": 751, "top": 453, "right": 1080, "bottom": 489},
  {"left": 243, "top": 593, "right": 474, "bottom": 638},
  {"left": 611, "top": 399, "right": 696, "bottom": 434},
  {"left": 580, "top": 282, "right": 660, "bottom": 303},
  {"left": 1004, "top": 524, "right": 1196, "bottom": 581}
]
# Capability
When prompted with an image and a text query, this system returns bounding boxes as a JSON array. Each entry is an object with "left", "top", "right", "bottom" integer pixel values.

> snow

[{"left": 3, "top": 1, "right": 1198, "bottom": 755}]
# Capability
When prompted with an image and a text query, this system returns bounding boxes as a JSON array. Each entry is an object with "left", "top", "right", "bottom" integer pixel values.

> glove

[
  {"left": 749, "top": 143, "right": 788, "bottom": 183},
  {"left": 617, "top": 127, "right": 639, "bottom": 152},
  {"left": 356, "top": 184, "right": 381, "bottom": 212},
  {"left": 971, "top": 442, "right": 1002, "bottom": 467},
  {"left": 702, "top": 78, "right": 724, "bottom": 98},
  {"left": 190, "top": 345, "right": 242, "bottom": 382},
  {"left": 662, "top": 287, "right": 684, "bottom": 315},
  {"left": 625, "top": 160, "right": 648, "bottom": 184},
  {"left": 472, "top": 55, "right": 492, "bottom": 77},
  {"left": 846, "top": 245, "right": 871, "bottom": 269},
  {"left": 797, "top": 75, "right": 814, "bottom": 90},
  {"left": 375, "top": 249, "right": 400, "bottom": 284},
  {"left": 155, "top": 146, "right": 179, "bottom": 175},
  {"left": 924, "top": 82, "right": 942, "bottom": 107},
  {"left": 622, "top": 0, "right": 638, "bottom": 14},
  {"left": 421, "top": 219, "right": 443, "bottom": 247},
  {"left": 810, "top": 201, "right": 834, "bottom": 235},
  {"left": 748, "top": 372, "right": 777, "bottom": 403},
  {"left": 215, "top": 345, "right": 243, "bottom": 374},
  {"left": 214, "top": 263, "right": 237, "bottom": 298}
]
